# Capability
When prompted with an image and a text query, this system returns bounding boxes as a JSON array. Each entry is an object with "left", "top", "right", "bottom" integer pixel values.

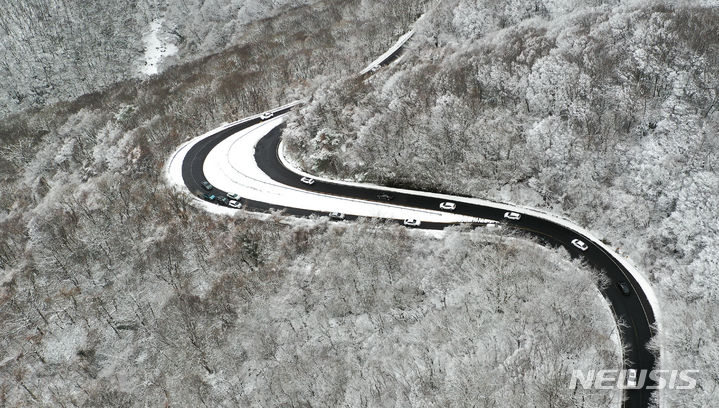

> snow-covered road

[{"left": 169, "top": 114, "right": 486, "bottom": 223}]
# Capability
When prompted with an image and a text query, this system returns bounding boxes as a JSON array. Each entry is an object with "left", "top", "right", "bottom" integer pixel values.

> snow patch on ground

[
  {"left": 43, "top": 325, "right": 87, "bottom": 364},
  {"left": 140, "top": 19, "right": 178, "bottom": 76}
]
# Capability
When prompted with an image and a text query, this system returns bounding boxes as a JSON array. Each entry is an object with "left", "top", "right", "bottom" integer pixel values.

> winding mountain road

[{"left": 168, "top": 30, "right": 660, "bottom": 408}]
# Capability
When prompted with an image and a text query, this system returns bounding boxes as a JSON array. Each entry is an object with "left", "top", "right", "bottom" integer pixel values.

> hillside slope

[
  {"left": 284, "top": 1, "right": 719, "bottom": 405},
  {"left": 1, "top": 1, "right": 621, "bottom": 406},
  {"left": 0, "top": 0, "right": 426, "bottom": 118}
]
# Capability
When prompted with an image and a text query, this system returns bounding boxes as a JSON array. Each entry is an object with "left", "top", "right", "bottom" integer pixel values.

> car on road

[
  {"left": 201, "top": 181, "right": 214, "bottom": 191},
  {"left": 571, "top": 238, "right": 589, "bottom": 251},
  {"left": 329, "top": 212, "right": 345, "bottom": 220},
  {"left": 626, "top": 369, "right": 638, "bottom": 388},
  {"left": 229, "top": 200, "right": 241, "bottom": 208},
  {"left": 504, "top": 211, "right": 521, "bottom": 220},
  {"left": 259, "top": 111, "right": 273, "bottom": 120},
  {"left": 439, "top": 202, "right": 456, "bottom": 211},
  {"left": 376, "top": 193, "right": 394, "bottom": 201},
  {"left": 403, "top": 219, "right": 421, "bottom": 227},
  {"left": 227, "top": 193, "right": 240, "bottom": 200},
  {"left": 202, "top": 193, "right": 216, "bottom": 202},
  {"left": 618, "top": 281, "right": 631, "bottom": 296},
  {"left": 216, "top": 196, "right": 229, "bottom": 205},
  {"left": 300, "top": 176, "right": 315, "bottom": 185}
]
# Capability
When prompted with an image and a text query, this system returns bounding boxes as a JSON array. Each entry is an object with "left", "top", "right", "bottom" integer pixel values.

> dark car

[
  {"left": 618, "top": 281, "right": 631, "bottom": 296},
  {"left": 376, "top": 193, "right": 394, "bottom": 201},
  {"left": 201, "top": 181, "right": 214, "bottom": 191},
  {"left": 202, "top": 193, "right": 216, "bottom": 202},
  {"left": 216, "top": 196, "right": 229, "bottom": 205}
]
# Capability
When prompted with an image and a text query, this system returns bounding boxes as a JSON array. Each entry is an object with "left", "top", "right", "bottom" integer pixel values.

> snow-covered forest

[
  {"left": 1, "top": 0, "right": 716, "bottom": 406},
  {"left": 1, "top": 196, "right": 620, "bottom": 406},
  {"left": 0, "top": 0, "right": 424, "bottom": 118},
  {"left": 284, "top": 1, "right": 719, "bottom": 406}
]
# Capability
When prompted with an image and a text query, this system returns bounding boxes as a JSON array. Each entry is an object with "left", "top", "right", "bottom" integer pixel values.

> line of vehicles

[
  {"left": 199, "top": 181, "right": 241, "bottom": 208},
  {"left": 204, "top": 176, "right": 634, "bottom": 295},
  {"left": 296, "top": 177, "right": 598, "bottom": 249}
]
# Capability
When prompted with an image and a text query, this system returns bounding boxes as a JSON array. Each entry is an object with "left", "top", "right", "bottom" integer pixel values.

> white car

[
  {"left": 227, "top": 193, "right": 240, "bottom": 200},
  {"left": 228, "top": 200, "right": 242, "bottom": 209},
  {"left": 329, "top": 212, "right": 345, "bottom": 220},
  {"left": 370, "top": 65, "right": 380, "bottom": 72},
  {"left": 571, "top": 238, "right": 589, "bottom": 251},
  {"left": 504, "top": 211, "right": 521, "bottom": 220},
  {"left": 300, "top": 177, "right": 315, "bottom": 185},
  {"left": 259, "top": 112, "right": 273, "bottom": 120},
  {"left": 626, "top": 369, "right": 638, "bottom": 388},
  {"left": 403, "top": 219, "right": 421, "bottom": 227},
  {"left": 439, "top": 202, "right": 456, "bottom": 211}
]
